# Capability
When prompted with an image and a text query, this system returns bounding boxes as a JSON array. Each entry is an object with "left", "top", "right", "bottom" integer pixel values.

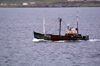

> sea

[{"left": 0, "top": 7, "right": 100, "bottom": 66}]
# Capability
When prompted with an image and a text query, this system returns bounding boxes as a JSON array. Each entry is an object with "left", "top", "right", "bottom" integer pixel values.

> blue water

[{"left": 0, "top": 7, "right": 100, "bottom": 66}]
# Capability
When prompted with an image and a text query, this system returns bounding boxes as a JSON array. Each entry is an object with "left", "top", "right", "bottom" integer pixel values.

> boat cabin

[{"left": 65, "top": 28, "right": 81, "bottom": 37}]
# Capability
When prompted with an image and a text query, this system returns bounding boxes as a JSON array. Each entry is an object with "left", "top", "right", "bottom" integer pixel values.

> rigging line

[
  {"left": 45, "top": 23, "right": 59, "bottom": 33},
  {"left": 45, "top": 18, "right": 59, "bottom": 33},
  {"left": 45, "top": 26, "right": 54, "bottom": 34},
  {"left": 45, "top": 24, "right": 59, "bottom": 27},
  {"left": 45, "top": 18, "right": 59, "bottom": 26}
]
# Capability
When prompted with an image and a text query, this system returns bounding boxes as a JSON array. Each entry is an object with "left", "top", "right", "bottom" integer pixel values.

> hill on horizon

[
  {"left": 0, "top": 0, "right": 64, "bottom": 3},
  {"left": 1, "top": 0, "right": 100, "bottom": 7}
]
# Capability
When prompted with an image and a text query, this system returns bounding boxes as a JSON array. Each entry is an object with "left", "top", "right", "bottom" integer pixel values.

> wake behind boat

[{"left": 33, "top": 11, "right": 89, "bottom": 42}]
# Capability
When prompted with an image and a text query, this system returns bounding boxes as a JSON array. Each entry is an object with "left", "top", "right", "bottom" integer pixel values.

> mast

[
  {"left": 67, "top": 24, "right": 69, "bottom": 30},
  {"left": 59, "top": 18, "right": 62, "bottom": 36},
  {"left": 76, "top": 10, "right": 79, "bottom": 34},
  {"left": 43, "top": 12, "right": 45, "bottom": 34}
]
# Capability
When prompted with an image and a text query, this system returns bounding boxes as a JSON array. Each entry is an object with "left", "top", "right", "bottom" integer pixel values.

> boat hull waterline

[{"left": 33, "top": 31, "right": 89, "bottom": 42}]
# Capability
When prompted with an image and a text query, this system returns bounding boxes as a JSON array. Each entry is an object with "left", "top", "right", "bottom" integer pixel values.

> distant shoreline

[
  {"left": 0, "top": 6, "right": 100, "bottom": 8},
  {"left": 1, "top": 1, "right": 100, "bottom": 8}
]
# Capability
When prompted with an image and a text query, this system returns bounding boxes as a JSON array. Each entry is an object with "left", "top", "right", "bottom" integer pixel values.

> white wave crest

[
  {"left": 32, "top": 38, "right": 47, "bottom": 42},
  {"left": 89, "top": 39, "right": 100, "bottom": 42},
  {"left": 32, "top": 38, "right": 100, "bottom": 42}
]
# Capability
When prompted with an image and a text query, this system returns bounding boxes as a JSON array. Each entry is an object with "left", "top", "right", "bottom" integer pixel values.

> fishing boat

[{"left": 33, "top": 11, "right": 89, "bottom": 42}]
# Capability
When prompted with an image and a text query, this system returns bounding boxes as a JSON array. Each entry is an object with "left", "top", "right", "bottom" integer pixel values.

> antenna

[
  {"left": 76, "top": 10, "right": 79, "bottom": 34},
  {"left": 67, "top": 24, "right": 69, "bottom": 30}
]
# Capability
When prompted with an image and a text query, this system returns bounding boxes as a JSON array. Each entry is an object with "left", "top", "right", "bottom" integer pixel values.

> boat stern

[{"left": 82, "top": 35, "right": 89, "bottom": 40}]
